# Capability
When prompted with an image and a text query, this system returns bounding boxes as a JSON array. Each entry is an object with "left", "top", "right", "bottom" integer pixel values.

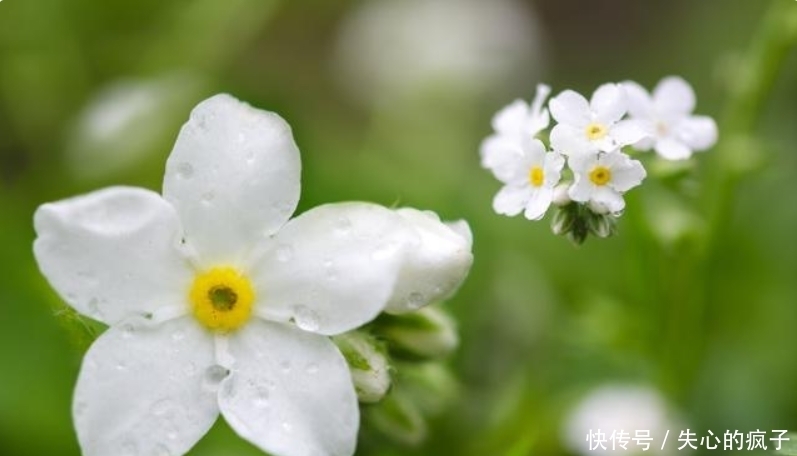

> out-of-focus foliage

[{"left": 1, "top": 0, "right": 796, "bottom": 455}]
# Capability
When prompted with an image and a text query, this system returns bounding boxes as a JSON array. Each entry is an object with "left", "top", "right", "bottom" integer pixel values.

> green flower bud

[
  {"left": 365, "top": 391, "right": 427, "bottom": 446},
  {"left": 373, "top": 306, "right": 458, "bottom": 360},
  {"left": 333, "top": 331, "right": 391, "bottom": 403}
]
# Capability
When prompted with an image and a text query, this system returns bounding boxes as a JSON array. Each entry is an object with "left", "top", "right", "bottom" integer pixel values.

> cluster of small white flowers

[{"left": 480, "top": 77, "right": 717, "bottom": 242}]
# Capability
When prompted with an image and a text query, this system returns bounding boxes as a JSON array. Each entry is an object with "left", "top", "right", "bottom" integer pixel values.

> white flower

[
  {"left": 623, "top": 76, "right": 718, "bottom": 160},
  {"left": 33, "top": 94, "right": 472, "bottom": 456},
  {"left": 562, "top": 384, "right": 680, "bottom": 455},
  {"left": 568, "top": 150, "right": 646, "bottom": 213},
  {"left": 549, "top": 83, "right": 646, "bottom": 156},
  {"left": 480, "top": 83, "right": 551, "bottom": 171},
  {"left": 485, "top": 137, "right": 565, "bottom": 220}
]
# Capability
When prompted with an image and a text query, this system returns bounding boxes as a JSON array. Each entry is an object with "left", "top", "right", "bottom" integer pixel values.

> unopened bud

[
  {"left": 551, "top": 205, "right": 576, "bottom": 235},
  {"left": 365, "top": 391, "right": 427, "bottom": 446},
  {"left": 333, "top": 331, "right": 391, "bottom": 403},
  {"left": 373, "top": 306, "right": 459, "bottom": 360},
  {"left": 551, "top": 182, "right": 572, "bottom": 206},
  {"left": 587, "top": 213, "right": 616, "bottom": 238}
]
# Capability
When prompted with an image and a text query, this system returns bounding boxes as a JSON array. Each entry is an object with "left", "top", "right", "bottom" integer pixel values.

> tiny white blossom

[
  {"left": 549, "top": 83, "right": 646, "bottom": 156},
  {"left": 33, "top": 94, "right": 472, "bottom": 456},
  {"left": 568, "top": 150, "right": 646, "bottom": 213},
  {"left": 623, "top": 76, "right": 718, "bottom": 160},
  {"left": 562, "top": 384, "right": 681, "bottom": 455},
  {"left": 486, "top": 137, "right": 565, "bottom": 220},
  {"left": 480, "top": 83, "right": 551, "bottom": 172}
]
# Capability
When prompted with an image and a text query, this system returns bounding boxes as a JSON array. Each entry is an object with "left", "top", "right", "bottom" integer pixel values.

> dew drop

[
  {"left": 371, "top": 241, "right": 399, "bottom": 261},
  {"left": 120, "top": 439, "right": 138, "bottom": 456},
  {"left": 334, "top": 216, "right": 352, "bottom": 235},
  {"left": 116, "top": 360, "right": 128, "bottom": 371},
  {"left": 305, "top": 363, "right": 319, "bottom": 375},
  {"left": 407, "top": 292, "right": 425, "bottom": 310},
  {"left": 154, "top": 443, "right": 172, "bottom": 456},
  {"left": 292, "top": 305, "right": 320, "bottom": 332},
  {"left": 281, "top": 420, "right": 293, "bottom": 432},
  {"left": 171, "top": 330, "right": 185, "bottom": 342},
  {"left": 121, "top": 324, "right": 135, "bottom": 339},
  {"left": 254, "top": 387, "right": 270, "bottom": 408},
  {"left": 279, "top": 360, "right": 292, "bottom": 373},
  {"left": 203, "top": 365, "right": 230, "bottom": 390},
  {"left": 200, "top": 192, "right": 215, "bottom": 204},
  {"left": 150, "top": 399, "right": 176, "bottom": 417},
  {"left": 87, "top": 298, "right": 102, "bottom": 318},
  {"left": 176, "top": 162, "right": 194, "bottom": 179},
  {"left": 276, "top": 244, "right": 294, "bottom": 262}
]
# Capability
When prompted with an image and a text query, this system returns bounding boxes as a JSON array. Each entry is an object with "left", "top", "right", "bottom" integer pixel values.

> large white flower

[
  {"left": 549, "top": 83, "right": 646, "bottom": 157},
  {"left": 486, "top": 137, "right": 565, "bottom": 220},
  {"left": 33, "top": 94, "right": 472, "bottom": 456},
  {"left": 568, "top": 150, "right": 646, "bottom": 213},
  {"left": 623, "top": 76, "right": 718, "bottom": 160},
  {"left": 480, "top": 83, "right": 551, "bottom": 172}
]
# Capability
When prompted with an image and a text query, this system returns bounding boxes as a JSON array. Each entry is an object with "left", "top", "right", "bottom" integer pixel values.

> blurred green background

[{"left": 1, "top": 0, "right": 796, "bottom": 455}]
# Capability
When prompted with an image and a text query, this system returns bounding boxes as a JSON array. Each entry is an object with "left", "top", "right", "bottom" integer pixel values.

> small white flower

[
  {"left": 568, "top": 150, "right": 646, "bottom": 213},
  {"left": 480, "top": 83, "right": 551, "bottom": 171},
  {"left": 486, "top": 137, "right": 565, "bottom": 220},
  {"left": 623, "top": 76, "right": 718, "bottom": 160},
  {"left": 562, "top": 384, "right": 681, "bottom": 455},
  {"left": 549, "top": 83, "right": 646, "bottom": 156},
  {"left": 33, "top": 94, "right": 472, "bottom": 456}
]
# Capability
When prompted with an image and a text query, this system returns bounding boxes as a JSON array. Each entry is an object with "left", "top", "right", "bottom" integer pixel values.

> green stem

[{"left": 671, "top": 0, "right": 797, "bottom": 395}]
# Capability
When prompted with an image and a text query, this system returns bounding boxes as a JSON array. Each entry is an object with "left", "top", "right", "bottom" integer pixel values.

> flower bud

[
  {"left": 365, "top": 391, "right": 427, "bottom": 446},
  {"left": 587, "top": 213, "right": 616, "bottom": 238},
  {"left": 551, "top": 205, "right": 576, "bottom": 235},
  {"left": 333, "top": 331, "right": 391, "bottom": 403},
  {"left": 551, "top": 182, "right": 572, "bottom": 206},
  {"left": 373, "top": 306, "right": 459, "bottom": 360}
]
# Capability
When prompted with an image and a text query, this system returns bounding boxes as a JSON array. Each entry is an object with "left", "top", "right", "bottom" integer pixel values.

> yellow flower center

[
  {"left": 528, "top": 166, "right": 545, "bottom": 187},
  {"left": 585, "top": 122, "right": 607, "bottom": 140},
  {"left": 589, "top": 165, "right": 612, "bottom": 186},
  {"left": 190, "top": 267, "right": 254, "bottom": 333}
]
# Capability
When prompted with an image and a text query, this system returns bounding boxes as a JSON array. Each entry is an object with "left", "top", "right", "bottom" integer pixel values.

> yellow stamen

[
  {"left": 528, "top": 166, "right": 545, "bottom": 187},
  {"left": 585, "top": 122, "right": 607, "bottom": 140},
  {"left": 589, "top": 165, "right": 612, "bottom": 186},
  {"left": 190, "top": 267, "right": 254, "bottom": 333}
]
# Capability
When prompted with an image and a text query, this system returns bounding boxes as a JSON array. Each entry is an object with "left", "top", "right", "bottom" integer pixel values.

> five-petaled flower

[
  {"left": 33, "top": 94, "right": 472, "bottom": 456},
  {"left": 549, "top": 83, "right": 645, "bottom": 157},
  {"left": 623, "top": 76, "right": 718, "bottom": 160},
  {"left": 568, "top": 150, "right": 647, "bottom": 213}
]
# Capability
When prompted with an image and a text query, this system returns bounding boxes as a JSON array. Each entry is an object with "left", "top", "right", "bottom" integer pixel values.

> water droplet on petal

[
  {"left": 254, "top": 387, "right": 270, "bottom": 408},
  {"left": 200, "top": 192, "right": 215, "bottom": 205},
  {"left": 292, "top": 305, "right": 320, "bottom": 332},
  {"left": 151, "top": 399, "right": 176, "bottom": 417},
  {"left": 281, "top": 420, "right": 293, "bottom": 432},
  {"left": 203, "top": 365, "right": 230, "bottom": 390},
  {"left": 305, "top": 363, "right": 319, "bottom": 375},
  {"left": 407, "top": 292, "right": 425, "bottom": 310},
  {"left": 121, "top": 324, "right": 135, "bottom": 339},
  {"left": 279, "top": 360, "right": 292, "bottom": 373},
  {"left": 371, "top": 241, "right": 400, "bottom": 261},
  {"left": 276, "top": 244, "right": 294, "bottom": 262},
  {"left": 334, "top": 217, "right": 352, "bottom": 235},
  {"left": 171, "top": 330, "right": 185, "bottom": 342},
  {"left": 176, "top": 162, "right": 194, "bottom": 179}
]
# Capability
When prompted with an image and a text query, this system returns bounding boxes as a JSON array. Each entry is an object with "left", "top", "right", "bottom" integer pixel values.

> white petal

[
  {"left": 653, "top": 76, "right": 695, "bottom": 115},
  {"left": 622, "top": 81, "right": 654, "bottom": 119},
  {"left": 33, "top": 186, "right": 192, "bottom": 325},
  {"left": 492, "top": 185, "right": 529, "bottom": 216},
  {"left": 607, "top": 154, "right": 647, "bottom": 192},
  {"left": 74, "top": 318, "right": 219, "bottom": 456},
  {"left": 163, "top": 94, "right": 301, "bottom": 267},
  {"left": 479, "top": 135, "right": 527, "bottom": 183},
  {"left": 524, "top": 187, "right": 553, "bottom": 220},
  {"left": 528, "top": 83, "right": 552, "bottom": 135},
  {"left": 549, "top": 90, "right": 590, "bottom": 127},
  {"left": 543, "top": 152, "right": 566, "bottom": 186},
  {"left": 655, "top": 137, "right": 693, "bottom": 160},
  {"left": 219, "top": 320, "right": 358, "bottom": 456},
  {"left": 567, "top": 178, "right": 593, "bottom": 204},
  {"left": 611, "top": 119, "right": 649, "bottom": 147},
  {"left": 491, "top": 99, "right": 529, "bottom": 136},
  {"left": 592, "top": 186, "right": 626, "bottom": 213},
  {"left": 384, "top": 208, "right": 473, "bottom": 314},
  {"left": 590, "top": 83, "right": 627, "bottom": 124},
  {"left": 250, "top": 203, "right": 412, "bottom": 335},
  {"left": 550, "top": 124, "right": 597, "bottom": 157},
  {"left": 676, "top": 115, "right": 718, "bottom": 151}
]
